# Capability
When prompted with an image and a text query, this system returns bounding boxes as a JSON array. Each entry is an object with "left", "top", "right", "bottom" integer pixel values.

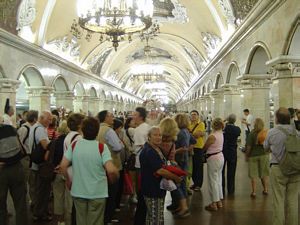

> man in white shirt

[
  {"left": 241, "top": 109, "right": 254, "bottom": 150},
  {"left": 133, "top": 107, "right": 151, "bottom": 225},
  {"left": 28, "top": 111, "right": 53, "bottom": 221}
]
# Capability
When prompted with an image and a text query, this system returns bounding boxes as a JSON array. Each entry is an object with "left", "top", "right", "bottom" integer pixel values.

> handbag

[
  {"left": 160, "top": 178, "right": 177, "bottom": 191},
  {"left": 123, "top": 171, "right": 134, "bottom": 195}
]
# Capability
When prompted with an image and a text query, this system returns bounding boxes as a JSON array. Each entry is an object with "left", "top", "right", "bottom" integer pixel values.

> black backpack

[{"left": 31, "top": 126, "right": 46, "bottom": 164}]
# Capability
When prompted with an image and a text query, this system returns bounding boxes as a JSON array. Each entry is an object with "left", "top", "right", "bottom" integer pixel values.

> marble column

[
  {"left": 54, "top": 91, "right": 74, "bottom": 112},
  {"left": 98, "top": 99, "right": 105, "bottom": 112},
  {"left": 88, "top": 97, "right": 100, "bottom": 116},
  {"left": 73, "top": 96, "right": 89, "bottom": 115},
  {"left": 210, "top": 89, "right": 224, "bottom": 119},
  {"left": 222, "top": 84, "right": 242, "bottom": 118},
  {"left": 0, "top": 79, "right": 20, "bottom": 125},
  {"left": 267, "top": 57, "right": 300, "bottom": 110},
  {"left": 199, "top": 96, "right": 205, "bottom": 113},
  {"left": 204, "top": 93, "right": 212, "bottom": 116},
  {"left": 27, "top": 86, "right": 53, "bottom": 112},
  {"left": 238, "top": 74, "right": 272, "bottom": 129}
]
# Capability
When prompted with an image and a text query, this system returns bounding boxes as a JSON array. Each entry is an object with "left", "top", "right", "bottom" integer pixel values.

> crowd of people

[{"left": 0, "top": 98, "right": 300, "bottom": 225}]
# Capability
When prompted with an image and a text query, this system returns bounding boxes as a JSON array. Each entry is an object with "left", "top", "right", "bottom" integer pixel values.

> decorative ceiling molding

[
  {"left": 182, "top": 44, "right": 207, "bottom": 74},
  {"left": 44, "top": 36, "right": 81, "bottom": 65},
  {"left": 16, "top": 0, "right": 36, "bottom": 30},
  {"left": 202, "top": 32, "right": 222, "bottom": 60},
  {"left": 153, "top": 0, "right": 189, "bottom": 24},
  {"left": 87, "top": 48, "right": 113, "bottom": 75},
  {"left": 231, "top": 0, "right": 259, "bottom": 24},
  {"left": 0, "top": 0, "right": 21, "bottom": 34},
  {"left": 218, "top": 0, "right": 235, "bottom": 25}
]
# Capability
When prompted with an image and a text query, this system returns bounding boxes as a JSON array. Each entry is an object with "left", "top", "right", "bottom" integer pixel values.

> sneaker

[{"left": 115, "top": 208, "right": 121, "bottom": 212}]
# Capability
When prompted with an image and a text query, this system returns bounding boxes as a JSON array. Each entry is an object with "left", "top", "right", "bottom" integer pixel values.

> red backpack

[{"left": 71, "top": 141, "right": 104, "bottom": 156}]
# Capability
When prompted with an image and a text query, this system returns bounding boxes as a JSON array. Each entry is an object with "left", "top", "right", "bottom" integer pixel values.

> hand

[
  {"left": 66, "top": 179, "right": 72, "bottom": 190},
  {"left": 174, "top": 176, "right": 182, "bottom": 184},
  {"left": 54, "top": 165, "right": 61, "bottom": 174}
]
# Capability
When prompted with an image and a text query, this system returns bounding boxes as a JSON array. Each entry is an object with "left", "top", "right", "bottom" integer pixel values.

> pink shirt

[{"left": 207, "top": 131, "right": 224, "bottom": 161}]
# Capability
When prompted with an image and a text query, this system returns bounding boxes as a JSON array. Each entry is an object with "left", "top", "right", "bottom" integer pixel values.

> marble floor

[{"left": 7, "top": 150, "right": 300, "bottom": 225}]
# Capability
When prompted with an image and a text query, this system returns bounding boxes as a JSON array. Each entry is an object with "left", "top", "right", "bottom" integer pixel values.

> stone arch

[
  {"left": 106, "top": 91, "right": 113, "bottom": 101},
  {"left": 99, "top": 90, "right": 106, "bottom": 100},
  {"left": 245, "top": 42, "right": 272, "bottom": 74},
  {"left": 52, "top": 75, "right": 69, "bottom": 91},
  {"left": 207, "top": 80, "right": 213, "bottom": 93},
  {"left": 18, "top": 65, "right": 45, "bottom": 86},
  {"left": 73, "top": 81, "right": 86, "bottom": 96},
  {"left": 115, "top": 95, "right": 119, "bottom": 102},
  {"left": 283, "top": 15, "right": 300, "bottom": 55},
  {"left": 226, "top": 62, "right": 240, "bottom": 84},
  {"left": 197, "top": 89, "right": 201, "bottom": 97},
  {"left": 214, "top": 73, "right": 224, "bottom": 89},
  {"left": 0, "top": 65, "right": 5, "bottom": 78},
  {"left": 89, "top": 87, "right": 98, "bottom": 97},
  {"left": 202, "top": 85, "right": 206, "bottom": 96}
]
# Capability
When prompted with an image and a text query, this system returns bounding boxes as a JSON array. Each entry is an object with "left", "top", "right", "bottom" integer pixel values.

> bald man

[
  {"left": 28, "top": 111, "right": 53, "bottom": 222},
  {"left": 264, "top": 107, "right": 300, "bottom": 225}
]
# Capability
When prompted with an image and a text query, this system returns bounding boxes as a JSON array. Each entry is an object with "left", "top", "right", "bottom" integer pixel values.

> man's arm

[
  {"left": 105, "top": 129, "right": 124, "bottom": 152},
  {"left": 104, "top": 160, "right": 119, "bottom": 183}
]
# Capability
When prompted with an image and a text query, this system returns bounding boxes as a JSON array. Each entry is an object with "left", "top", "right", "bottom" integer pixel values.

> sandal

[
  {"left": 217, "top": 201, "right": 223, "bottom": 208},
  {"left": 262, "top": 190, "right": 268, "bottom": 195},
  {"left": 205, "top": 204, "right": 218, "bottom": 211},
  {"left": 250, "top": 192, "right": 256, "bottom": 198}
]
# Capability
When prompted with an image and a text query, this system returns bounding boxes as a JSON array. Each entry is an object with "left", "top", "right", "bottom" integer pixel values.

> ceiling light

[{"left": 71, "top": 0, "right": 154, "bottom": 51}]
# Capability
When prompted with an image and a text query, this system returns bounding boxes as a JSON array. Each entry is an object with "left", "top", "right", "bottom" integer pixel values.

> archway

[
  {"left": 73, "top": 81, "right": 87, "bottom": 113},
  {"left": 16, "top": 66, "right": 46, "bottom": 112},
  {"left": 214, "top": 73, "right": 224, "bottom": 89},
  {"left": 226, "top": 62, "right": 240, "bottom": 84},
  {"left": 245, "top": 44, "right": 271, "bottom": 74}
]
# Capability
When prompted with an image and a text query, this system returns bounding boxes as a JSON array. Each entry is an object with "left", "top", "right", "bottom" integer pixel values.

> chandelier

[{"left": 71, "top": 0, "right": 154, "bottom": 51}]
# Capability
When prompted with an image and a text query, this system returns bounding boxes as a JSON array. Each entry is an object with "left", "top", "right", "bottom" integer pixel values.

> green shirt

[
  {"left": 246, "top": 131, "right": 266, "bottom": 157},
  {"left": 65, "top": 139, "right": 112, "bottom": 199}
]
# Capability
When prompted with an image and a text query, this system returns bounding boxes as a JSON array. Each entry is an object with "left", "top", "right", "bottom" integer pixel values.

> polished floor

[{"left": 7, "top": 150, "right": 300, "bottom": 225}]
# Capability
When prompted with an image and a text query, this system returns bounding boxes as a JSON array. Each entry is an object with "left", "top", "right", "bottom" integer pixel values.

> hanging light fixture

[{"left": 71, "top": 0, "right": 154, "bottom": 51}]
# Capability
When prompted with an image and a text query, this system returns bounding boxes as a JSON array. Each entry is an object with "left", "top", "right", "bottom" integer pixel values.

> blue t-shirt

[
  {"left": 140, "top": 142, "right": 166, "bottom": 198},
  {"left": 175, "top": 128, "right": 190, "bottom": 168},
  {"left": 64, "top": 139, "right": 112, "bottom": 199}
]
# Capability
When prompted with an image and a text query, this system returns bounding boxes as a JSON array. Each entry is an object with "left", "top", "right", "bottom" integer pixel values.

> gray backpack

[{"left": 277, "top": 127, "right": 300, "bottom": 176}]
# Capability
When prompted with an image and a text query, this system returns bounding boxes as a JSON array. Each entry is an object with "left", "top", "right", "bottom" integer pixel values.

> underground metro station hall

[{"left": 0, "top": 0, "right": 300, "bottom": 225}]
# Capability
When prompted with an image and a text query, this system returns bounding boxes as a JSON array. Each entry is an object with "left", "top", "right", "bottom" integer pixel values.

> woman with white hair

[{"left": 140, "top": 126, "right": 181, "bottom": 225}]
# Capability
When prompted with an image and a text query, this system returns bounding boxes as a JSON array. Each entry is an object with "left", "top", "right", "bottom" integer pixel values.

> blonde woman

[
  {"left": 159, "top": 117, "right": 179, "bottom": 161},
  {"left": 245, "top": 118, "right": 269, "bottom": 198},
  {"left": 203, "top": 118, "right": 224, "bottom": 211}
]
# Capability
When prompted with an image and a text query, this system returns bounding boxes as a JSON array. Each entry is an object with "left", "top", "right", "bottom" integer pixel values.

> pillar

[
  {"left": 88, "top": 97, "right": 100, "bottom": 117},
  {"left": 54, "top": 91, "right": 74, "bottom": 112},
  {"left": 238, "top": 74, "right": 271, "bottom": 129},
  {"left": 0, "top": 79, "right": 20, "bottom": 125},
  {"left": 204, "top": 94, "right": 212, "bottom": 116},
  {"left": 27, "top": 86, "right": 53, "bottom": 112},
  {"left": 73, "top": 96, "right": 89, "bottom": 115},
  {"left": 210, "top": 89, "right": 224, "bottom": 119},
  {"left": 267, "top": 57, "right": 300, "bottom": 110}
]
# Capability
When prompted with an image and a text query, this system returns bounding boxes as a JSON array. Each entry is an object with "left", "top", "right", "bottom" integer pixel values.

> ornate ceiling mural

[
  {"left": 1, "top": 0, "right": 260, "bottom": 103},
  {"left": 231, "top": 0, "right": 259, "bottom": 24}
]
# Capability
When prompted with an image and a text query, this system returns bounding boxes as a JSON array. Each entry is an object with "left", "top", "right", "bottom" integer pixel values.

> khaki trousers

[
  {"left": 270, "top": 165, "right": 300, "bottom": 225},
  {"left": 73, "top": 197, "right": 106, "bottom": 225}
]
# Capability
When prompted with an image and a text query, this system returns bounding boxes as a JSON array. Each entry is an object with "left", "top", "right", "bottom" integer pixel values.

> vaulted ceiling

[{"left": 12, "top": 0, "right": 258, "bottom": 104}]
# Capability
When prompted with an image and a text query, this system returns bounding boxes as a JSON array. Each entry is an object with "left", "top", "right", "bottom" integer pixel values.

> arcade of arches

[
  {"left": 1, "top": 0, "right": 300, "bottom": 225},
  {"left": 0, "top": 0, "right": 299, "bottom": 124}
]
